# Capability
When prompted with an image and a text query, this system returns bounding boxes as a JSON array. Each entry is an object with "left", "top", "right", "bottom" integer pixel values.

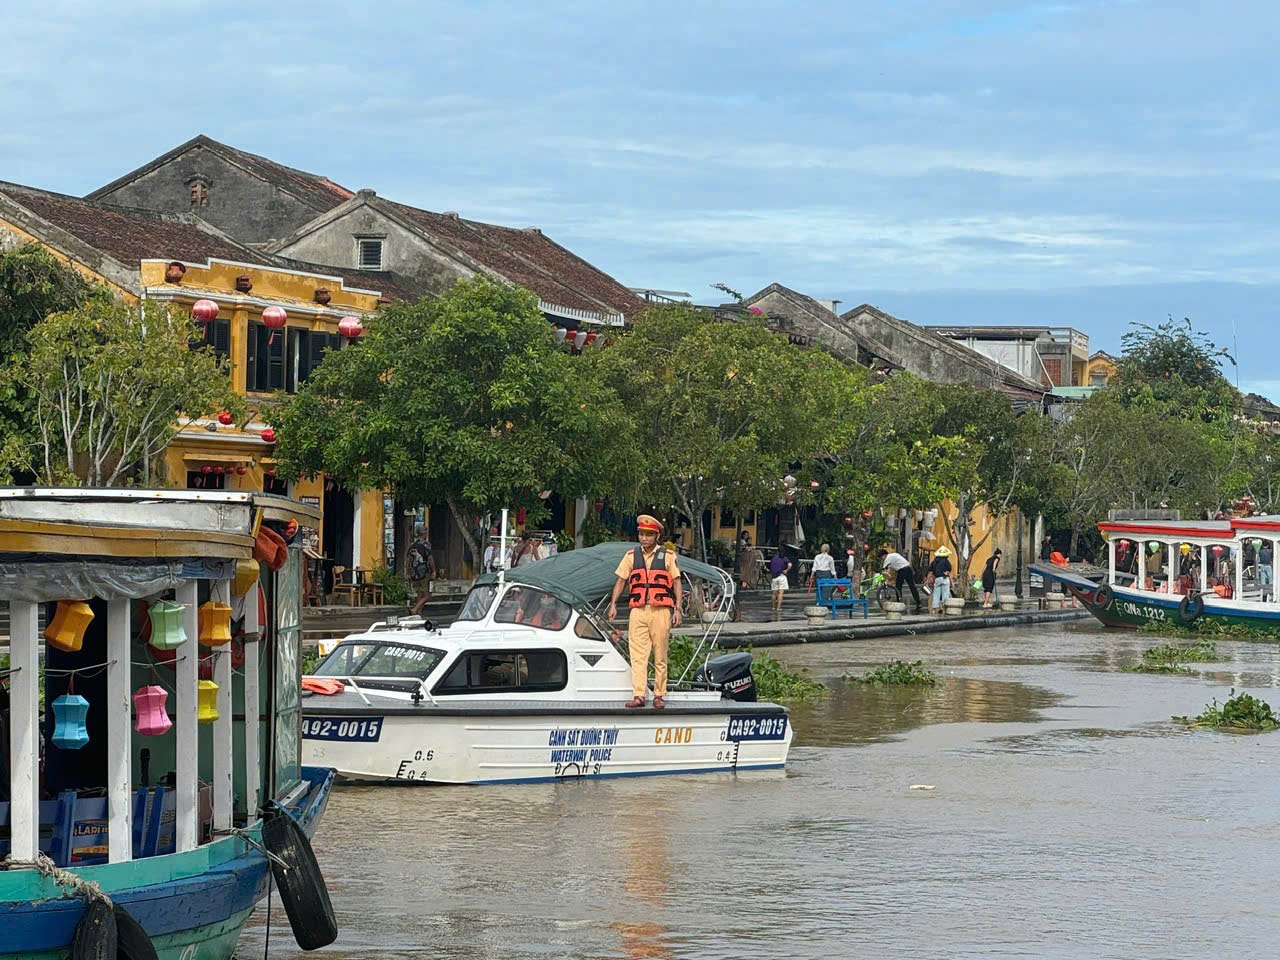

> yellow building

[
  {"left": 1085, "top": 350, "right": 1119, "bottom": 387},
  {"left": 0, "top": 181, "right": 391, "bottom": 578}
]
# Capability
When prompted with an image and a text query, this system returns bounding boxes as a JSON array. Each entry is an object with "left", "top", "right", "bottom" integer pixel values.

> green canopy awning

[{"left": 474, "top": 541, "right": 733, "bottom": 610}]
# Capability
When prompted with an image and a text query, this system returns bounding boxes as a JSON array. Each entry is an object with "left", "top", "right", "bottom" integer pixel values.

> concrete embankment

[{"left": 680, "top": 607, "right": 1091, "bottom": 648}]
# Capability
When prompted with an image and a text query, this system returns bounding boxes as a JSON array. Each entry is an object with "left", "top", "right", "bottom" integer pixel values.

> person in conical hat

[
  {"left": 927, "top": 546, "right": 953, "bottom": 614},
  {"left": 609, "top": 514, "right": 683, "bottom": 708}
]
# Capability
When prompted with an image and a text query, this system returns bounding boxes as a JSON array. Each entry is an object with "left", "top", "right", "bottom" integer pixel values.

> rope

[
  {"left": 1, "top": 852, "right": 113, "bottom": 905},
  {"left": 211, "top": 827, "right": 290, "bottom": 871}
]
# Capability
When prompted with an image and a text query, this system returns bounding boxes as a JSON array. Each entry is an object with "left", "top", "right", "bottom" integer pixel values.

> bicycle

[{"left": 859, "top": 572, "right": 895, "bottom": 610}]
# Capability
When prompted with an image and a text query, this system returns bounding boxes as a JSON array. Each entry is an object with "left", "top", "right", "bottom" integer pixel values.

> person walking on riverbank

[
  {"left": 769, "top": 551, "right": 792, "bottom": 616},
  {"left": 608, "top": 515, "right": 683, "bottom": 709},
  {"left": 880, "top": 548, "right": 921, "bottom": 612},
  {"left": 982, "top": 548, "right": 1002, "bottom": 608},
  {"left": 927, "top": 547, "right": 953, "bottom": 614}
]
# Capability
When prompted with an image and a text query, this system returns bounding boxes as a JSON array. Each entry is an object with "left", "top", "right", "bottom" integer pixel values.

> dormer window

[
  {"left": 356, "top": 237, "right": 384, "bottom": 271},
  {"left": 186, "top": 175, "right": 210, "bottom": 208}
]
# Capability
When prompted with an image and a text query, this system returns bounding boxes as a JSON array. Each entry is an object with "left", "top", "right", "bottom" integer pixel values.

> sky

[{"left": 3, "top": 1, "right": 1277, "bottom": 395}]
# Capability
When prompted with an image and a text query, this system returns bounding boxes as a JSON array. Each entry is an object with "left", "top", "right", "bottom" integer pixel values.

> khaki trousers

[{"left": 627, "top": 605, "right": 672, "bottom": 698}]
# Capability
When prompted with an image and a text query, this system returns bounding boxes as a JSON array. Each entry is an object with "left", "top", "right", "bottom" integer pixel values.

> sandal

[
  {"left": 653, "top": 697, "right": 665, "bottom": 709},
  {"left": 625, "top": 697, "right": 646, "bottom": 708}
]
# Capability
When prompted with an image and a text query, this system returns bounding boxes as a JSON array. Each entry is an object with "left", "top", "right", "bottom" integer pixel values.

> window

[
  {"left": 312, "top": 641, "right": 444, "bottom": 680},
  {"left": 356, "top": 237, "right": 383, "bottom": 271},
  {"left": 189, "top": 180, "right": 209, "bottom": 208},
  {"left": 457, "top": 583, "right": 498, "bottom": 621},
  {"left": 246, "top": 324, "right": 341, "bottom": 393},
  {"left": 432, "top": 649, "right": 568, "bottom": 694},
  {"left": 493, "top": 586, "right": 572, "bottom": 631},
  {"left": 186, "top": 470, "right": 225, "bottom": 490},
  {"left": 192, "top": 317, "right": 231, "bottom": 364},
  {"left": 1042, "top": 357, "right": 1062, "bottom": 386}
]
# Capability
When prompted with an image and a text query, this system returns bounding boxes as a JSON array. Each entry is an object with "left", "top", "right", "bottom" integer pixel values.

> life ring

[
  {"left": 262, "top": 804, "right": 338, "bottom": 950},
  {"left": 113, "top": 904, "right": 159, "bottom": 960},
  {"left": 71, "top": 900, "right": 116, "bottom": 960},
  {"left": 1178, "top": 592, "right": 1205, "bottom": 624},
  {"left": 1093, "top": 584, "right": 1113, "bottom": 608}
]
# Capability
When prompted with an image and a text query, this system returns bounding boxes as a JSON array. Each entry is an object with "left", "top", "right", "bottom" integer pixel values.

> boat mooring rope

[{"left": 0, "top": 852, "right": 113, "bottom": 905}]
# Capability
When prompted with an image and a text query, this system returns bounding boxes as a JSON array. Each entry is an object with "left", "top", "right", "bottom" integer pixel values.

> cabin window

[
  {"left": 312, "top": 641, "right": 444, "bottom": 679},
  {"left": 432, "top": 649, "right": 568, "bottom": 694},
  {"left": 574, "top": 616, "right": 605, "bottom": 640},
  {"left": 493, "top": 586, "right": 571, "bottom": 630},
  {"left": 457, "top": 583, "right": 498, "bottom": 621}
]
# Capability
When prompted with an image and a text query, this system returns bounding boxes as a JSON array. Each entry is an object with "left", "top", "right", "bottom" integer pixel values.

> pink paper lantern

[
  {"left": 262, "top": 305, "right": 287, "bottom": 345},
  {"left": 338, "top": 316, "right": 364, "bottom": 340},
  {"left": 133, "top": 685, "right": 172, "bottom": 736},
  {"left": 191, "top": 299, "right": 219, "bottom": 325}
]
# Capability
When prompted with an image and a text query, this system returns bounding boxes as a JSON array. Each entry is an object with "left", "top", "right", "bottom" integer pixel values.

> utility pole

[{"left": 1015, "top": 511, "right": 1025, "bottom": 599}]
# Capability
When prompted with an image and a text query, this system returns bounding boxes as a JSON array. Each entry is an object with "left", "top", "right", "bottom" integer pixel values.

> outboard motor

[{"left": 696, "top": 652, "right": 757, "bottom": 702}]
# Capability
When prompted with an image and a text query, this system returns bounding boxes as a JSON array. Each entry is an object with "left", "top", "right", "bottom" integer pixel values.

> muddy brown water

[{"left": 238, "top": 622, "right": 1280, "bottom": 959}]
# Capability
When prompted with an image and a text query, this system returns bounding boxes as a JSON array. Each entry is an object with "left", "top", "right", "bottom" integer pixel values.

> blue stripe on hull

[{"left": 0, "top": 766, "right": 335, "bottom": 958}]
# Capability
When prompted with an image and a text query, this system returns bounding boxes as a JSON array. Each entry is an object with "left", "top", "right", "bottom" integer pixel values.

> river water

[{"left": 238, "top": 621, "right": 1280, "bottom": 959}]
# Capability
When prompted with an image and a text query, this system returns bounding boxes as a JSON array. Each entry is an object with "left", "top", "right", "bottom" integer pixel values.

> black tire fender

[
  {"left": 262, "top": 804, "right": 338, "bottom": 951},
  {"left": 1094, "top": 584, "right": 1113, "bottom": 608},
  {"left": 1178, "top": 592, "right": 1205, "bottom": 624},
  {"left": 113, "top": 904, "right": 158, "bottom": 960},
  {"left": 71, "top": 900, "right": 117, "bottom": 960}
]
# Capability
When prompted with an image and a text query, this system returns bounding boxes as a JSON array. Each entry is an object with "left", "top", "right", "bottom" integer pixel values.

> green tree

[
  {"left": 0, "top": 244, "right": 106, "bottom": 480},
  {"left": 806, "top": 373, "right": 980, "bottom": 585},
  {"left": 271, "top": 276, "right": 634, "bottom": 564},
  {"left": 930, "top": 385, "right": 1046, "bottom": 586},
  {"left": 1111, "top": 317, "right": 1240, "bottom": 422},
  {"left": 591, "top": 302, "right": 847, "bottom": 561},
  {"left": 12, "top": 298, "right": 242, "bottom": 485}
]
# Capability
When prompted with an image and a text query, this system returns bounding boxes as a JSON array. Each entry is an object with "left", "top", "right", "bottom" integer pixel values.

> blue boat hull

[{"left": 0, "top": 766, "right": 334, "bottom": 960}]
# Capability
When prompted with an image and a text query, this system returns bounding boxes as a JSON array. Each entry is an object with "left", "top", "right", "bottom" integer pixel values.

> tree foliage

[
  {"left": 271, "top": 276, "right": 634, "bottom": 562},
  {"left": 0, "top": 244, "right": 107, "bottom": 481},
  {"left": 590, "top": 302, "right": 848, "bottom": 560},
  {"left": 9, "top": 299, "right": 242, "bottom": 485},
  {"left": 1111, "top": 317, "right": 1239, "bottom": 422}
]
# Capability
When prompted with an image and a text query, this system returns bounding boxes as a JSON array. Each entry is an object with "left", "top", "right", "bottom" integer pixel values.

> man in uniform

[{"left": 608, "top": 515, "right": 683, "bottom": 708}]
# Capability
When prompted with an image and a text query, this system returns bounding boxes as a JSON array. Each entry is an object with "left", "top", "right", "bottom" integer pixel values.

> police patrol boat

[
  {"left": 300, "top": 542, "right": 793, "bottom": 784},
  {"left": 0, "top": 488, "right": 336, "bottom": 960}
]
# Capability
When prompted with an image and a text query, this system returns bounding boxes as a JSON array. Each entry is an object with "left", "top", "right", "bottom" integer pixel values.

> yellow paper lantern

[
  {"left": 43, "top": 600, "right": 95, "bottom": 652},
  {"left": 198, "top": 601, "right": 233, "bottom": 647},
  {"left": 197, "top": 679, "right": 219, "bottom": 723},
  {"left": 231, "top": 559, "right": 260, "bottom": 597}
]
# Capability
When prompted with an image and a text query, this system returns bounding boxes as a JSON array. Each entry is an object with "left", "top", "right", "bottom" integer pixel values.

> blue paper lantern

[{"left": 51, "top": 693, "right": 91, "bottom": 750}]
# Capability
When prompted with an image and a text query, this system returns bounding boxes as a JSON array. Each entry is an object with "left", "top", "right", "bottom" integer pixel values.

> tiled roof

[
  {"left": 201, "top": 137, "right": 353, "bottom": 211},
  {"left": 0, "top": 181, "right": 269, "bottom": 266},
  {"left": 385, "top": 201, "right": 642, "bottom": 319},
  {"left": 272, "top": 256, "right": 425, "bottom": 304},
  {"left": 88, "top": 135, "right": 353, "bottom": 213}
]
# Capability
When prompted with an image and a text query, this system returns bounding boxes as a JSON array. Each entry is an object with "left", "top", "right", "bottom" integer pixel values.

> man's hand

[
  {"left": 672, "top": 608, "right": 682, "bottom": 627},
  {"left": 607, "top": 602, "right": 617, "bottom": 621}
]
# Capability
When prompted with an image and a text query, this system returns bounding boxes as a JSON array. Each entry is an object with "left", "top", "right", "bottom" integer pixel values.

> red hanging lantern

[
  {"left": 582, "top": 331, "right": 598, "bottom": 348},
  {"left": 262, "top": 305, "right": 287, "bottom": 345},
  {"left": 337, "top": 316, "right": 364, "bottom": 340},
  {"left": 261, "top": 428, "right": 276, "bottom": 444},
  {"left": 235, "top": 465, "right": 247, "bottom": 475},
  {"left": 217, "top": 410, "right": 233, "bottom": 426},
  {"left": 191, "top": 299, "right": 219, "bottom": 325},
  {"left": 201, "top": 465, "right": 212, "bottom": 475},
  {"left": 213, "top": 465, "right": 224, "bottom": 475}
]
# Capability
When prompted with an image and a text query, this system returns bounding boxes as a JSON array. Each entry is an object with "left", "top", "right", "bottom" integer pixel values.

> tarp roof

[{"left": 474, "top": 541, "right": 732, "bottom": 610}]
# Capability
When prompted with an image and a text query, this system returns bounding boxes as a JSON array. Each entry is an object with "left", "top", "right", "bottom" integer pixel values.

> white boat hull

[{"left": 302, "top": 703, "right": 792, "bottom": 784}]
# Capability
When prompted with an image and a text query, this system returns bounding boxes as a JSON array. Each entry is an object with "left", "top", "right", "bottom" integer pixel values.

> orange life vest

[{"left": 627, "top": 545, "right": 676, "bottom": 608}]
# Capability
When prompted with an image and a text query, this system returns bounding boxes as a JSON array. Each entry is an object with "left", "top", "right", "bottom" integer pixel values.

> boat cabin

[
  {"left": 310, "top": 580, "right": 640, "bottom": 702},
  {"left": 1101, "top": 516, "right": 1279, "bottom": 603},
  {"left": 0, "top": 488, "right": 318, "bottom": 868}
]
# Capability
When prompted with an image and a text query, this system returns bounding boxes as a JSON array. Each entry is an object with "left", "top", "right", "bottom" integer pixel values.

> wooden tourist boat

[
  {"left": 1031, "top": 515, "right": 1280, "bottom": 634},
  {"left": 301, "top": 542, "right": 793, "bottom": 784},
  {"left": 0, "top": 488, "right": 336, "bottom": 959}
]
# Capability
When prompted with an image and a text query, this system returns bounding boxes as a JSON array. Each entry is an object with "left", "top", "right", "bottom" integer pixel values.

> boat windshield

[
  {"left": 457, "top": 583, "right": 498, "bottom": 621},
  {"left": 493, "top": 585, "right": 573, "bottom": 631},
  {"left": 311, "top": 641, "right": 444, "bottom": 679}
]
